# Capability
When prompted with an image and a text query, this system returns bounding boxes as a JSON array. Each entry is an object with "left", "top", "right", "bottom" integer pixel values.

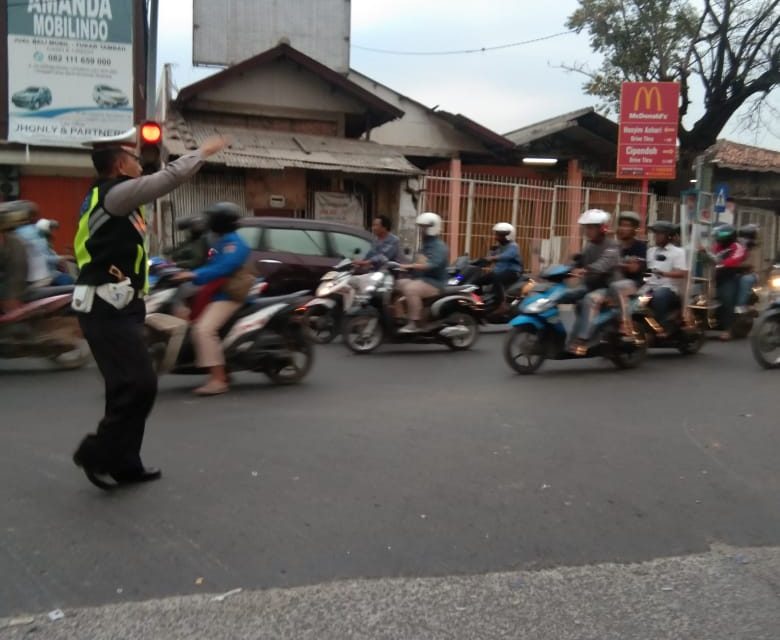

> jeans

[
  {"left": 737, "top": 273, "right": 758, "bottom": 307},
  {"left": 475, "top": 270, "right": 521, "bottom": 308},
  {"left": 571, "top": 288, "right": 608, "bottom": 341},
  {"left": 609, "top": 279, "right": 638, "bottom": 330},
  {"left": 649, "top": 287, "right": 680, "bottom": 333},
  {"left": 716, "top": 272, "right": 740, "bottom": 330}
]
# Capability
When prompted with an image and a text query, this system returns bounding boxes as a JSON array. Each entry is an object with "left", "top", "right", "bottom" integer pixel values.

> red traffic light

[{"left": 140, "top": 121, "right": 162, "bottom": 145}]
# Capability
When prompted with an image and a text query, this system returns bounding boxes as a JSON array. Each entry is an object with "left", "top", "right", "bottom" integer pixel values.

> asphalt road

[{"left": 1, "top": 333, "right": 778, "bottom": 623}]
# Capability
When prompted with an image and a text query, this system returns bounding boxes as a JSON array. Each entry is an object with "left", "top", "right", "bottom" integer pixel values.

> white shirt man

[{"left": 646, "top": 242, "right": 687, "bottom": 293}]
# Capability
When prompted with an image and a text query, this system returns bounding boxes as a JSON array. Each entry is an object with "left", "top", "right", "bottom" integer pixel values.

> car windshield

[{"left": 26, "top": 87, "right": 40, "bottom": 92}]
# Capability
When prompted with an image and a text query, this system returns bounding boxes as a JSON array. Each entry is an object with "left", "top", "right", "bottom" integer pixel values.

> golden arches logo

[{"left": 633, "top": 86, "right": 663, "bottom": 111}]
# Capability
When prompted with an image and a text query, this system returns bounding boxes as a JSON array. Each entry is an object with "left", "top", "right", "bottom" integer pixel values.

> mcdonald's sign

[
  {"left": 617, "top": 82, "right": 680, "bottom": 180},
  {"left": 633, "top": 85, "right": 663, "bottom": 112}
]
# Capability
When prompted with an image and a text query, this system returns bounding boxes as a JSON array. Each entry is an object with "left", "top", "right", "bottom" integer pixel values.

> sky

[{"left": 156, "top": 0, "right": 780, "bottom": 150}]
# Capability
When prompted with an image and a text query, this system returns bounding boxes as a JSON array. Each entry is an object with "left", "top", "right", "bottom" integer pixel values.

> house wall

[
  {"left": 347, "top": 71, "right": 486, "bottom": 155},
  {"left": 189, "top": 59, "right": 370, "bottom": 131},
  {"left": 246, "top": 169, "right": 307, "bottom": 212}
]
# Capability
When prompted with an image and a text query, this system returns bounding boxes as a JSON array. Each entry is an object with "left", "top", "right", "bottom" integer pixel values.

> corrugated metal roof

[
  {"left": 165, "top": 114, "right": 421, "bottom": 176},
  {"left": 504, "top": 108, "right": 600, "bottom": 146}
]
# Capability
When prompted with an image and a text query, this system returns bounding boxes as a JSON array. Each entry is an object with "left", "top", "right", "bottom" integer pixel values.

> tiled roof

[{"left": 705, "top": 139, "right": 780, "bottom": 173}]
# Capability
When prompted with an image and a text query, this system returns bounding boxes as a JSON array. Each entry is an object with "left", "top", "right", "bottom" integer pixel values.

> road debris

[
  {"left": 3, "top": 616, "right": 35, "bottom": 629},
  {"left": 212, "top": 588, "right": 242, "bottom": 602},
  {"left": 195, "top": 577, "right": 205, "bottom": 585},
  {"left": 47, "top": 609, "right": 65, "bottom": 621}
]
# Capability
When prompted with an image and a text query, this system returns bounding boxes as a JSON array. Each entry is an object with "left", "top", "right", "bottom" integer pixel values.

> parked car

[
  {"left": 236, "top": 217, "right": 373, "bottom": 295},
  {"left": 11, "top": 86, "right": 52, "bottom": 110},
  {"left": 93, "top": 84, "right": 129, "bottom": 108}
]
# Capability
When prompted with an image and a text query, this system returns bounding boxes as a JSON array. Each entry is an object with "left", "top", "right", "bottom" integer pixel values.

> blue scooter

[{"left": 503, "top": 264, "right": 647, "bottom": 374}]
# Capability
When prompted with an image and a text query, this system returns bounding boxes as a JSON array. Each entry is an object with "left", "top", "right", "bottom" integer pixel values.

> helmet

[
  {"left": 738, "top": 224, "right": 759, "bottom": 240},
  {"left": 617, "top": 211, "right": 641, "bottom": 226},
  {"left": 416, "top": 211, "right": 442, "bottom": 236},
  {"left": 35, "top": 218, "right": 59, "bottom": 236},
  {"left": 176, "top": 215, "right": 208, "bottom": 235},
  {"left": 204, "top": 201, "right": 242, "bottom": 235},
  {"left": 713, "top": 224, "right": 736, "bottom": 244},
  {"left": 578, "top": 208, "right": 610, "bottom": 226},
  {"left": 649, "top": 220, "right": 676, "bottom": 235},
  {"left": 492, "top": 222, "right": 516, "bottom": 241},
  {"left": 0, "top": 200, "right": 37, "bottom": 231}
]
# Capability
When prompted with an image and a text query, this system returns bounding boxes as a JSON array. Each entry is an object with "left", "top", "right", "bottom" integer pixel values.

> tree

[{"left": 566, "top": 0, "right": 780, "bottom": 183}]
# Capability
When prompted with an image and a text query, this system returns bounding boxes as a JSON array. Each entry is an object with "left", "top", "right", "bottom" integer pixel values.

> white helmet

[
  {"left": 416, "top": 211, "right": 443, "bottom": 236},
  {"left": 492, "top": 222, "right": 516, "bottom": 241},
  {"left": 35, "top": 218, "right": 59, "bottom": 235},
  {"left": 578, "top": 209, "right": 610, "bottom": 226}
]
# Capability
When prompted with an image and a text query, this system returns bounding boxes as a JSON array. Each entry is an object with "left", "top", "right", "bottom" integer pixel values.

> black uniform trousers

[{"left": 74, "top": 297, "right": 157, "bottom": 476}]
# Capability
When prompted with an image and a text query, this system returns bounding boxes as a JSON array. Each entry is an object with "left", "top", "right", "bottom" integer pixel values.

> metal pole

[
  {"left": 510, "top": 184, "right": 519, "bottom": 230},
  {"left": 547, "top": 187, "right": 558, "bottom": 269},
  {"left": 146, "top": 0, "right": 159, "bottom": 120},
  {"left": 464, "top": 180, "right": 475, "bottom": 256}
]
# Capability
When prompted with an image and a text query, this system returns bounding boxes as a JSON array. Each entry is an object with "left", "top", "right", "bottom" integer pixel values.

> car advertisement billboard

[{"left": 6, "top": 0, "right": 135, "bottom": 147}]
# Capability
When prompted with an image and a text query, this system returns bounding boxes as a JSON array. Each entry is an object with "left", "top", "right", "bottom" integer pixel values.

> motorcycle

[
  {"left": 503, "top": 264, "right": 647, "bottom": 374},
  {"left": 447, "top": 256, "right": 533, "bottom": 323},
  {"left": 0, "top": 286, "right": 90, "bottom": 369},
  {"left": 341, "top": 262, "right": 483, "bottom": 354},
  {"left": 144, "top": 269, "right": 314, "bottom": 384},
  {"left": 301, "top": 258, "right": 359, "bottom": 344},
  {"left": 750, "top": 264, "right": 780, "bottom": 369},
  {"left": 634, "top": 279, "right": 706, "bottom": 355}
]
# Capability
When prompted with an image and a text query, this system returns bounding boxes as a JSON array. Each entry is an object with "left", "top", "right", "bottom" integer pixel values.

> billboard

[
  {"left": 616, "top": 82, "right": 680, "bottom": 180},
  {"left": 6, "top": 0, "right": 136, "bottom": 147},
  {"left": 193, "top": 0, "right": 350, "bottom": 71}
]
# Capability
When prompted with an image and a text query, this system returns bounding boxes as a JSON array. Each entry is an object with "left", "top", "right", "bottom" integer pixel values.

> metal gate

[{"left": 419, "top": 172, "right": 680, "bottom": 272}]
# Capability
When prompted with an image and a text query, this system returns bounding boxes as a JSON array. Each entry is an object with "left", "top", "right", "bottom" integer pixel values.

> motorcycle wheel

[
  {"left": 750, "top": 314, "right": 780, "bottom": 369},
  {"left": 265, "top": 331, "right": 314, "bottom": 384},
  {"left": 444, "top": 311, "right": 479, "bottom": 351},
  {"left": 503, "top": 326, "right": 545, "bottom": 374},
  {"left": 343, "top": 313, "right": 383, "bottom": 354},
  {"left": 49, "top": 339, "right": 91, "bottom": 370},
  {"left": 678, "top": 320, "right": 706, "bottom": 355},
  {"left": 611, "top": 323, "right": 648, "bottom": 369},
  {"left": 303, "top": 307, "right": 338, "bottom": 344},
  {"left": 730, "top": 314, "right": 753, "bottom": 339}
]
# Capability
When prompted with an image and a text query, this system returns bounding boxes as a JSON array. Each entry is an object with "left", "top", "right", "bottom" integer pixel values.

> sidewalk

[{"left": 2, "top": 544, "right": 779, "bottom": 639}]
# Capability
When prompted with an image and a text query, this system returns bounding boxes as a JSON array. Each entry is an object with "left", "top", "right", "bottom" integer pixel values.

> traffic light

[{"left": 139, "top": 121, "right": 162, "bottom": 174}]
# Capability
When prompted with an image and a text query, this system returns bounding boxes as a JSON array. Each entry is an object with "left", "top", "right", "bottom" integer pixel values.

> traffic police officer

[{"left": 72, "top": 128, "right": 228, "bottom": 490}]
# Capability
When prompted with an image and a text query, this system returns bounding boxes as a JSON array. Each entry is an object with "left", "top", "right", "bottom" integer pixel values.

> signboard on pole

[
  {"left": 616, "top": 82, "right": 680, "bottom": 180},
  {"left": 6, "top": 0, "right": 135, "bottom": 147}
]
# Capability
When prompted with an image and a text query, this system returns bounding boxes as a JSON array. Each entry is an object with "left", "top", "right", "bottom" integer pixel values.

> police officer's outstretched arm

[{"left": 104, "top": 136, "right": 230, "bottom": 216}]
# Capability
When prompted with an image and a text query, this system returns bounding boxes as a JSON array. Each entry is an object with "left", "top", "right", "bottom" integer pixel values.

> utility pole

[{"left": 145, "top": 0, "right": 159, "bottom": 120}]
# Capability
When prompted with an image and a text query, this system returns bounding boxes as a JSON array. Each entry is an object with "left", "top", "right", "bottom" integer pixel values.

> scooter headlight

[{"left": 770, "top": 276, "right": 780, "bottom": 291}]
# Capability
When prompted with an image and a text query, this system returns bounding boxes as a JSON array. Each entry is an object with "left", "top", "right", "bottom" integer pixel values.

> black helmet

[
  {"left": 176, "top": 215, "right": 208, "bottom": 235},
  {"left": 649, "top": 220, "right": 676, "bottom": 235},
  {"left": 713, "top": 224, "right": 736, "bottom": 243},
  {"left": 617, "top": 211, "right": 641, "bottom": 227},
  {"left": 204, "top": 202, "right": 242, "bottom": 235},
  {"left": 738, "top": 224, "right": 759, "bottom": 240}
]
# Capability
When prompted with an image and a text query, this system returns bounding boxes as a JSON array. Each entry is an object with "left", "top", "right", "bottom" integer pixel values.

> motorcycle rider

[
  {"left": 0, "top": 201, "right": 33, "bottom": 314},
  {"left": 396, "top": 211, "right": 449, "bottom": 333},
  {"left": 354, "top": 215, "right": 400, "bottom": 269},
  {"left": 709, "top": 224, "right": 747, "bottom": 340},
  {"left": 735, "top": 224, "right": 759, "bottom": 314},
  {"left": 35, "top": 219, "right": 75, "bottom": 286},
  {"left": 476, "top": 222, "right": 523, "bottom": 309},
  {"left": 15, "top": 209, "right": 53, "bottom": 288},
  {"left": 644, "top": 220, "right": 688, "bottom": 335},
  {"left": 610, "top": 211, "right": 647, "bottom": 340},
  {"left": 171, "top": 215, "right": 210, "bottom": 269},
  {"left": 173, "top": 202, "right": 251, "bottom": 396},
  {"left": 568, "top": 209, "right": 620, "bottom": 356}
]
